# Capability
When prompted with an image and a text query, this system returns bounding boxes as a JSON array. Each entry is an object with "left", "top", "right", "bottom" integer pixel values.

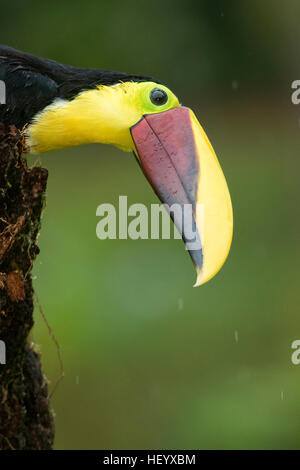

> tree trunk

[{"left": 0, "top": 124, "right": 54, "bottom": 450}]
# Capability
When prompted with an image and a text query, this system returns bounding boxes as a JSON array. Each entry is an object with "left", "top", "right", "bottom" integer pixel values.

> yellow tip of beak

[
  {"left": 190, "top": 110, "right": 233, "bottom": 287},
  {"left": 193, "top": 268, "right": 204, "bottom": 288}
]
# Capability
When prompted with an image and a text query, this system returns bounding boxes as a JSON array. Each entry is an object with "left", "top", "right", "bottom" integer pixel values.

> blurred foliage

[
  {"left": 1, "top": 0, "right": 300, "bottom": 450},
  {"left": 1, "top": 0, "right": 300, "bottom": 97}
]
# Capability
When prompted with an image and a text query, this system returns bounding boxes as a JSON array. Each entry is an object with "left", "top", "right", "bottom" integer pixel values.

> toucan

[{"left": 0, "top": 46, "right": 233, "bottom": 286}]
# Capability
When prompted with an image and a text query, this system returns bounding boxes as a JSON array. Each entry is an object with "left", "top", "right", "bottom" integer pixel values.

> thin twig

[
  {"left": 34, "top": 293, "right": 65, "bottom": 398},
  {"left": 0, "top": 433, "right": 15, "bottom": 450}
]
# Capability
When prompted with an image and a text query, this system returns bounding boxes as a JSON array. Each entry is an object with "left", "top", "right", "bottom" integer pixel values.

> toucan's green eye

[{"left": 150, "top": 88, "right": 168, "bottom": 106}]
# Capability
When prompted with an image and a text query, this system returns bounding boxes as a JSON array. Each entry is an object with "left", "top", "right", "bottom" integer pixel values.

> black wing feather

[{"left": 0, "top": 46, "right": 157, "bottom": 128}]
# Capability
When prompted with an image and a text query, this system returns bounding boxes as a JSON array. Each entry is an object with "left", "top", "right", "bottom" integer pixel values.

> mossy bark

[{"left": 0, "top": 124, "right": 54, "bottom": 449}]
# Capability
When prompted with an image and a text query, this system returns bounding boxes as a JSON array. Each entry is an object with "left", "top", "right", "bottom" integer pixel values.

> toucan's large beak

[{"left": 130, "top": 106, "right": 233, "bottom": 286}]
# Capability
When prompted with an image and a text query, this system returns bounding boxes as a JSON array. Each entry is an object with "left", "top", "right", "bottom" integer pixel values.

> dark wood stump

[{"left": 0, "top": 124, "right": 54, "bottom": 450}]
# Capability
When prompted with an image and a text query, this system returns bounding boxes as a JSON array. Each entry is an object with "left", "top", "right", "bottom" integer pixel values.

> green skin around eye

[{"left": 138, "top": 83, "right": 180, "bottom": 114}]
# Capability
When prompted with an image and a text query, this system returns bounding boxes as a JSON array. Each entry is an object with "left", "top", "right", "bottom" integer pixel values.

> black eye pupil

[{"left": 150, "top": 88, "right": 168, "bottom": 106}]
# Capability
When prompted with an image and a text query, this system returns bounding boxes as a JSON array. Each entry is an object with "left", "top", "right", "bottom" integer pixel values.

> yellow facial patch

[{"left": 26, "top": 82, "right": 180, "bottom": 154}]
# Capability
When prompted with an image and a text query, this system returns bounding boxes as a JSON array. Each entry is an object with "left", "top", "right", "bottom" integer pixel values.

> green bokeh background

[{"left": 1, "top": 0, "right": 300, "bottom": 449}]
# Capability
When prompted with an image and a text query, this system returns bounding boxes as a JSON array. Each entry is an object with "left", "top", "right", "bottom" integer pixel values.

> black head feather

[{"left": 0, "top": 46, "right": 159, "bottom": 128}]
